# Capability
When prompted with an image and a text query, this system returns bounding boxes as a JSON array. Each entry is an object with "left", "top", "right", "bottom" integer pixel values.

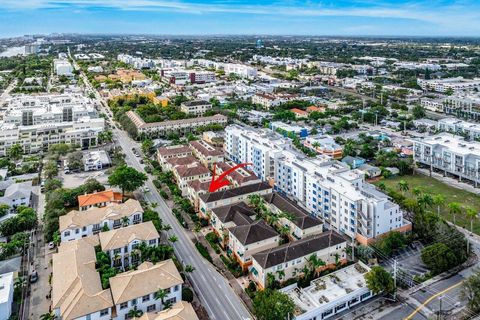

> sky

[{"left": 0, "top": 0, "right": 479, "bottom": 37}]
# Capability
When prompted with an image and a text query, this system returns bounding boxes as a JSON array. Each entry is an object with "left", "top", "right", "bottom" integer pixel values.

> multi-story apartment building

[
  {"left": 413, "top": 133, "right": 480, "bottom": 186},
  {"left": 443, "top": 94, "right": 480, "bottom": 121},
  {"left": 53, "top": 59, "right": 73, "bottom": 76},
  {"left": 437, "top": 118, "right": 480, "bottom": 140},
  {"left": 126, "top": 111, "right": 227, "bottom": 138},
  {"left": 216, "top": 63, "right": 257, "bottom": 79},
  {"left": 225, "top": 125, "right": 411, "bottom": 245},
  {"left": 251, "top": 231, "right": 347, "bottom": 289},
  {"left": 189, "top": 71, "right": 216, "bottom": 84},
  {"left": 180, "top": 100, "right": 212, "bottom": 116},
  {"left": 59, "top": 199, "right": 144, "bottom": 242},
  {"left": 0, "top": 93, "right": 105, "bottom": 156},
  {"left": 417, "top": 77, "right": 480, "bottom": 93},
  {"left": 156, "top": 145, "right": 193, "bottom": 166},
  {"left": 99, "top": 221, "right": 160, "bottom": 269},
  {"left": 110, "top": 260, "right": 183, "bottom": 319},
  {"left": 421, "top": 98, "right": 444, "bottom": 113}
]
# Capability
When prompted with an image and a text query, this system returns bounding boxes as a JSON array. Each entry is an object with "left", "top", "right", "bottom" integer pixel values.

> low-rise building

[
  {"left": 270, "top": 122, "right": 309, "bottom": 138},
  {"left": 172, "top": 161, "right": 211, "bottom": 195},
  {"left": 304, "top": 135, "right": 343, "bottom": 159},
  {"left": 215, "top": 162, "right": 261, "bottom": 188},
  {"left": 417, "top": 77, "right": 480, "bottom": 93},
  {"left": 83, "top": 150, "right": 111, "bottom": 171},
  {"left": 180, "top": 100, "right": 212, "bottom": 115},
  {"left": 157, "top": 145, "right": 193, "bottom": 166},
  {"left": 251, "top": 231, "right": 347, "bottom": 289},
  {"left": 54, "top": 59, "right": 73, "bottom": 76},
  {"left": 210, "top": 202, "right": 256, "bottom": 246},
  {"left": 99, "top": 221, "right": 160, "bottom": 270},
  {"left": 281, "top": 262, "right": 373, "bottom": 320},
  {"left": 60, "top": 199, "right": 143, "bottom": 242},
  {"left": 437, "top": 118, "right": 480, "bottom": 140},
  {"left": 0, "top": 272, "right": 14, "bottom": 319},
  {"left": 290, "top": 108, "right": 308, "bottom": 119},
  {"left": 138, "top": 301, "right": 199, "bottom": 320},
  {"left": 198, "top": 182, "right": 272, "bottom": 218},
  {"left": 78, "top": 190, "right": 123, "bottom": 211},
  {"left": 228, "top": 219, "right": 280, "bottom": 270},
  {"left": 189, "top": 140, "right": 224, "bottom": 169},
  {"left": 109, "top": 260, "right": 183, "bottom": 319},
  {"left": 0, "top": 181, "right": 34, "bottom": 214}
]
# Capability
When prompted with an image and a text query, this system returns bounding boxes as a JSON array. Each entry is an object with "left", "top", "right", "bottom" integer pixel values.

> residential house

[
  {"left": 157, "top": 145, "right": 193, "bottom": 166},
  {"left": 172, "top": 161, "right": 211, "bottom": 195},
  {"left": 210, "top": 202, "right": 256, "bottom": 246},
  {"left": 138, "top": 301, "right": 199, "bottom": 320},
  {"left": 0, "top": 181, "right": 34, "bottom": 214},
  {"left": 341, "top": 156, "right": 366, "bottom": 169},
  {"left": 78, "top": 190, "right": 123, "bottom": 211}
]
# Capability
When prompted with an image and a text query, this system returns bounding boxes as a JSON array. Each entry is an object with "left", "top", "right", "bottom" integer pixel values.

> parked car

[{"left": 29, "top": 270, "right": 38, "bottom": 283}]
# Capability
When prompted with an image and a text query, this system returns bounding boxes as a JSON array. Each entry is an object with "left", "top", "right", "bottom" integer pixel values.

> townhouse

[
  {"left": 172, "top": 161, "right": 211, "bottom": 195},
  {"left": 251, "top": 231, "right": 347, "bottom": 289},
  {"left": 198, "top": 182, "right": 272, "bottom": 218},
  {"left": 263, "top": 193, "right": 323, "bottom": 240},
  {"left": 228, "top": 219, "right": 280, "bottom": 270},
  {"left": 99, "top": 221, "right": 160, "bottom": 270},
  {"left": 189, "top": 140, "right": 224, "bottom": 169},
  {"left": 413, "top": 133, "right": 480, "bottom": 186},
  {"left": 59, "top": 199, "right": 144, "bottom": 242},
  {"left": 126, "top": 111, "right": 227, "bottom": 138},
  {"left": 109, "top": 260, "right": 183, "bottom": 319},
  {"left": 163, "top": 155, "right": 198, "bottom": 173},
  {"left": 443, "top": 94, "right": 480, "bottom": 121},
  {"left": 138, "top": 301, "right": 199, "bottom": 320},
  {"left": 156, "top": 145, "right": 193, "bottom": 166},
  {"left": 210, "top": 202, "right": 256, "bottom": 246},
  {"left": 215, "top": 161, "right": 261, "bottom": 188},
  {"left": 437, "top": 118, "right": 480, "bottom": 140},
  {"left": 78, "top": 190, "right": 123, "bottom": 211}
]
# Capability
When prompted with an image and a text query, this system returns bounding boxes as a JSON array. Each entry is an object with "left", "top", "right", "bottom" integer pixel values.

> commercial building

[
  {"left": 217, "top": 63, "right": 257, "bottom": 79},
  {"left": 413, "top": 133, "right": 480, "bottom": 186},
  {"left": 53, "top": 59, "right": 73, "bottom": 76},
  {"left": 83, "top": 150, "right": 111, "bottom": 171},
  {"left": 417, "top": 77, "right": 480, "bottom": 93},
  {"left": 281, "top": 262, "right": 373, "bottom": 320},
  {"left": 270, "top": 122, "right": 309, "bottom": 138},
  {"left": 180, "top": 100, "right": 212, "bottom": 116},
  {"left": 78, "top": 190, "right": 123, "bottom": 211},
  {"left": 189, "top": 71, "right": 216, "bottom": 84},
  {"left": 437, "top": 118, "right": 480, "bottom": 140},
  {"left": 304, "top": 135, "right": 343, "bottom": 159},
  {"left": 0, "top": 93, "right": 105, "bottom": 156},
  {"left": 0, "top": 272, "right": 14, "bottom": 319},
  {"left": 59, "top": 199, "right": 143, "bottom": 242},
  {"left": 126, "top": 111, "right": 227, "bottom": 137},
  {"left": 251, "top": 231, "right": 347, "bottom": 289}
]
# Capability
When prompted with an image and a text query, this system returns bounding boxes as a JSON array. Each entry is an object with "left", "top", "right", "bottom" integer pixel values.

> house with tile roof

[
  {"left": 156, "top": 145, "right": 193, "bottom": 166},
  {"left": 110, "top": 260, "right": 183, "bottom": 319},
  {"left": 228, "top": 220, "right": 279, "bottom": 270},
  {"left": 290, "top": 108, "right": 308, "bottom": 119},
  {"left": 172, "top": 161, "right": 211, "bottom": 195},
  {"left": 250, "top": 231, "right": 347, "bottom": 289},
  {"left": 78, "top": 189, "right": 123, "bottom": 211},
  {"left": 210, "top": 202, "right": 256, "bottom": 247},
  {"left": 99, "top": 221, "right": 160, "bottom": 270},
  {"left": 60, "top": 199, "right": 143, "bottom": 242},
  {"left": 215, "top": 161, "right": 261, "bottom": 188},
  {"left": 138, "top": 301, "right": 199, "bottom": 320},
  {"left": 189, "top": 140, "right": 224, "bottom": 169}
]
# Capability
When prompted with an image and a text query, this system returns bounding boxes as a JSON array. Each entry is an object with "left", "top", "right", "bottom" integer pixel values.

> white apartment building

[
  {"left": 189, "top": 71, "right": 216, "bottom": 84},
  {"left": 99, "top": 221, "right": 160, "bottom": 270},
  {"left": 59, "top": 199, "right": 144, "bottom": 242},
  {"left": 53, "top": 59, "right": 73, "bottom": 76},
  {"left": 417, "top": 77, "right": 480, "bottom": 93},
  {"left": 437, "top": 118, "right": 480, "bottom": 140},
  {"left": 110, "top": 260, "right": 183, "bottom": 320},
  {"left": 0, "top": 93, "right": 105, "bottom": 156},
  {"left": 413, "top": 133, "right": 480, "bottom": 186},
  {"left": 117, "top": 54, "right": 154, "bottom": 69},
  {"left": 225, "top": 125, "right": 411, "bottom": 245},
  {"left": 217, "top": 63, "right": 257, "bottom": 79},
  {"left": 0, "top": 272, "right": 13, "bottom": 320},
  {"left": 443, "top": 94, "right": 480, "bottom": 121},
  {"left": 180, "top": 100, "right": 212, "bottom": 115},
  {"left": 421, "top": 98, "right": 444, "bottom": 112}
]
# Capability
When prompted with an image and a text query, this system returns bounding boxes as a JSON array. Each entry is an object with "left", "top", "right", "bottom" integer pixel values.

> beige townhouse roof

[
  {"left": 59, "top": 199, "right": 143, "bottom": 232},
  {"left": 109, "top": 260, "right": 183, "bottom": 305},
  {"left": 99, "top": 221, "right": 159, "bottom": 251},
  {"left": 52, "top": 238, "right": 113, "bottom": 320},
  {"left": 138, "top": 301, "right": 199, "bottom": 320}
]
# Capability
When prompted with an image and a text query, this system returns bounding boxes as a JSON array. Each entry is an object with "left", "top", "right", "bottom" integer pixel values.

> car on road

[
  {"left": 48, "top": 242, "right": 56, "bottom": 250},
  {"left": 29, "top": 270, "right": 38, "bottom": 283},
  {"left": 144, "top": 187, "right": 150, "bottom": 192}
]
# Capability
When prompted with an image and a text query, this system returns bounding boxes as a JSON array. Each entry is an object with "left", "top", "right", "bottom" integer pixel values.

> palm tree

[
  {"left": 465, "top": 207, "right": 478, "bottom": 233},
  {"left": 279, "top": 225, "right": 290, "bottom": 238},
  {"left": 417, "top": 193, "right": 434, "bottom": 210},
  {"left": 121, "top": 216, "right": 130, "bottom": 227},
  {"left": 168, "top": 235, "right": 178, "bottom": 244},
  {"left": 163, "top": 224, "right": 172, "bottom": 232},
  {"left": 266, "top": 272, "right": 276, "bottom": 289},
  {"left": 184, "top": 264, "right": 196, "bottom": 273},
  {"left": 276, "top": 270, "right": 285, "bottom": 281},
  {"left": 412, "top": 187, "right": 422, "bottom": 196},
  {"left": 432, "top": 194, "right": 446, "bottom": 217},
  {"left": 127, "top": 306, "right": 143, "bottom": 318},
  {"left": 40, "top": 312, "right": 56, "bottom": 320},
  {"left": 397, "top": 180, "right": 409, "bottom": 194},
  {"left": 306, "top": 254, "right": 326, "bottom": 277},
  {"left": 448, "top": 202, "right": 462, "bottom": 225},
  {"left": 280, "top": 211, "right": 296, "bottom": 222},
  {"left": 155, "top": 288, "right": 168, "bottom": 305}
]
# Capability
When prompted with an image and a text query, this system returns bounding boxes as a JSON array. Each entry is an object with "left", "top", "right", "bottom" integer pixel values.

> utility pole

[
  {"left": 393, "top": 259, "right": 397, "bottom": 301},
  {"left": 437, "top": 295, "right": 444, "bottom": 320}
]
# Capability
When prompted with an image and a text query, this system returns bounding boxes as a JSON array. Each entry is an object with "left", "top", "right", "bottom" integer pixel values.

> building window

[
  {"left": 64, "top": 231, "right": 70, "bottom": 237},
  {"left": 131, "top": 298, "right": 137, "bottom": 306},
  {"left": 147, "top": 304, "right": 156, "bottom": 312},
  {"left": 100, "top": 309, "right": 109, "bottom": 317},
  {"left": 142, "top": 294, "right": 150, "bottom": 302},
  {"left": 149, "top": 239, "right": 156, "bottom": 245},
  {"left": 120, "top": 302, "right": 128, "bottom": 309}
]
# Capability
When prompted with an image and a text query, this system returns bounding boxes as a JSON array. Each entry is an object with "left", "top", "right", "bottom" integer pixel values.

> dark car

[{"left": 29, "top": 270, "right": 38, "bottom": 283}]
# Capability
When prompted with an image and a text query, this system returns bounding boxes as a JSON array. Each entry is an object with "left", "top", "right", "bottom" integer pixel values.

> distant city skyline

[{"left": 0, "top": 0, "right": 480, "bottom": 37}]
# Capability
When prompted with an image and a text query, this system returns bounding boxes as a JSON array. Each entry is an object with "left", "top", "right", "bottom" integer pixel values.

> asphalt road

[{"left": 70, "top": 53, "right": 252, "bottom": 320}]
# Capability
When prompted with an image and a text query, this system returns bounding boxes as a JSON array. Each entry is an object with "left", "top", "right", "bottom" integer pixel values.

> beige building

[
  {"left": 139, "top": 301, "right": 199, "bottom": 320},
  {"left": 156, "top": 145, "right": 193, "bottom": 166},
  {"left": 251, "top": 231, "right": 347, "bottom": 289},
  {"left": 189, "top": 140, "right": 224, "bottom": 169},
  {"left": 172, "top": 161, "right": 211, "bottom": 195}
]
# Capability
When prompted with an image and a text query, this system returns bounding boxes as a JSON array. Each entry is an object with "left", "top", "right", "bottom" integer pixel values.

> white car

[{"left": 144, "top": 187, "right": 150, "bottom": 193}]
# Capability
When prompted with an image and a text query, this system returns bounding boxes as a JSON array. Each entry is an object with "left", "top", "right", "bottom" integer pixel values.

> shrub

[
  {"left": 182, "top": 288, "right": 194, "bottom": 302},
  {"left": 195, "top": 242, "right": 212, "bottom": 263}
]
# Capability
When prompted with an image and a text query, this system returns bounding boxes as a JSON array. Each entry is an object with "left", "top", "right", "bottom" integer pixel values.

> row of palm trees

[{"left": 393, "top": 179, "right": 478, "bottom": 232}]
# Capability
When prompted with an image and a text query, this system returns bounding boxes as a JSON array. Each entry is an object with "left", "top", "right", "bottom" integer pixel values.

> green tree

[
  {"left": 421, "top": 242, "right": 458, "bottom": 275},
  {"left": 184, "top": 264, "right": 195, "bottom": 273},
  {"left": 397, "top": 180, "right": 409, "bottom": 195},
  {"left": 8, "top": 144, "right": 23, "bottom": 161},
  {"left": 412, "top": 105, "right": 426, "bottom": 119},
  {"left": 0, "top": 204, "right": 9, "bottom": 218},
  {"left": 465, "top": 207, "right": 478, "bottom": 233},
  {"left": 253, "top": 289, "right": 295, "bottom": 320},
  {"left": 127, "top": 306, "right": 143, "bottom": 318},
  {"left": 44, "top": 179, "right": 63, "bottom": 193},
  {"left": 448, "top": 202, "right": 462, "bottom": 225},
  {"left": 432, "top": 194, "right": 446, "bottom": 217},
  {"left": 108, "top": 165, "right": 147, "bottom": 200},
  {"left": 40, "top": 312, "right": 57, "bottom": 320},
  {"left": 365, "top": 266, "right": 395, "bottom": 295},
  {"left": 141, "top": 139, "right": 154, "bottom": 155},
  {"left": 461, "top": 268, "right": 480, "bottom": 313}
]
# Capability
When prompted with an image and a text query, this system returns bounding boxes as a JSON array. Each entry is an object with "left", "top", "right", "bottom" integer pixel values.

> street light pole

[{"left": 437, "top": 295, "right": 444, "bottom": 320}]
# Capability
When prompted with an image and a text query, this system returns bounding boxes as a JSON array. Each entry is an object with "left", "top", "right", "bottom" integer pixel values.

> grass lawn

[{"left": 374, "top": 173, "right": 480, "bottom": 235}]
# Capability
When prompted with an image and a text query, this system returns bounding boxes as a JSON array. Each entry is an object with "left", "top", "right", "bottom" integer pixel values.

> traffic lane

[
  {"left": 411, "top": 275, "right": 465, "bottom": 313},
  {"left": 378, "top": 302, "right": 427, "bottom": 320}
]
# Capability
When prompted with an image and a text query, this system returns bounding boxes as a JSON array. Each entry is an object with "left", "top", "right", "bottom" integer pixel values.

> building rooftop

[
  {"left": 77, "top": 190, "right": 122, "bottom": 208},
  {"left": 175, "top": 162, "right": 210, "bottom": 178},
  {"left": 199, "top": 182, "right": 272, "bottom": 203},
  {"left": 109, "top": 260, "right": 183, "bottom": 305},
  {"left": 212, "top": 202, "right": 255, "bottom": 226},
  {"left": 139, "top": 301, "right": 199, "bottom": 320},
  {"left": 229, "top": 219, "right": 278, "bottom": 245},
  {"left": 189, "top": 140, "right": 223, "bottom": 157},
  {"left": 282, "top": 262, "right": 370, "bottom": 317},
  {"left": 0, "top": 272, "right": 13, "bottom": 305},
  {"left": 158, "top": 145, "right": 192, "bottom": 158},
  {"left": 252, "top": 231, "right": 346, "bottom": 269},
  {"left": 99, "top": 221, "right": 159, "bottom": 251}
]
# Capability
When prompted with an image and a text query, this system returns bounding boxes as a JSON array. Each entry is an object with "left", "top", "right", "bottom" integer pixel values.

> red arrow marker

[{"left": 209, "top": 163, "right": 252, "bottom": 192}]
